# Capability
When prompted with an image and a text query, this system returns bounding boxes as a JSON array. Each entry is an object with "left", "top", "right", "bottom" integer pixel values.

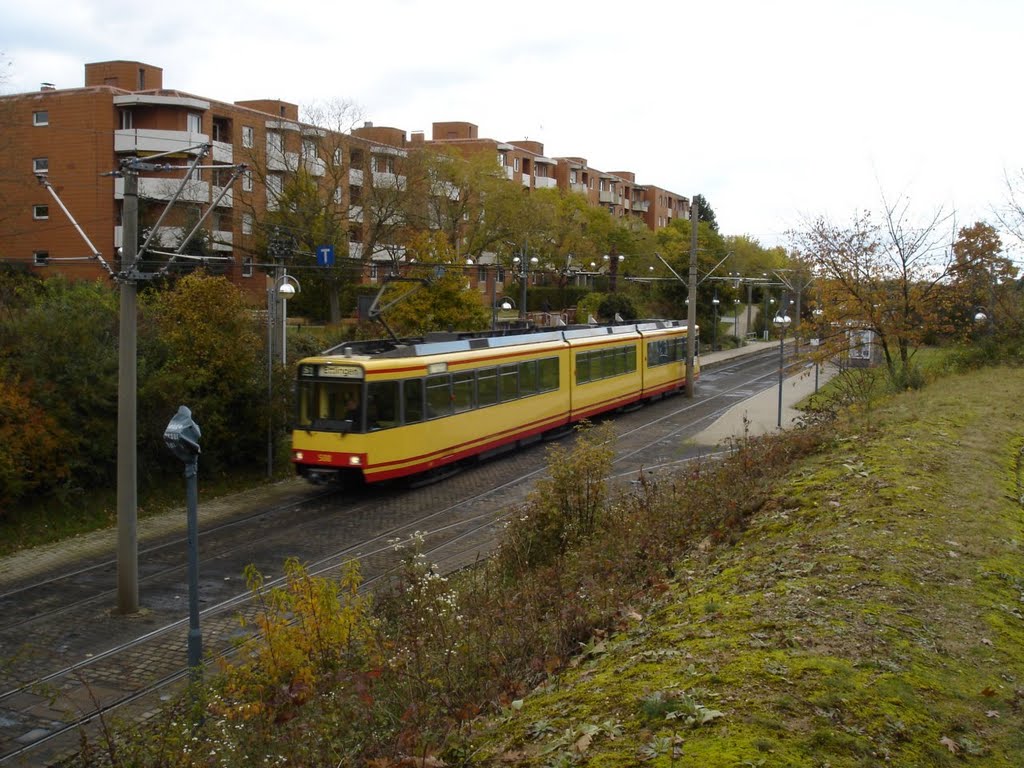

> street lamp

[
  {"left": 512, "top": 253, "right": 539, "bottom": 322},
  {"left": 733, "top": 298, "right": 741, "bottom": 344},
  {"left": 773, "top": 313, "right": 792, "bottom": 428},
  {"left": 603, "top": 252, "right": 625, "bottom": 292},
  {"left": 711, "top": 291, "right": 720, "bottom": 351},
  {"left": 275, "top": 274, "right": 301, "bottom": 365},
  {"left": 163, "top": 406, "right": 203, "bottom": 687},
  {"left": 493, "top": 296, "right": 515, "bottom": 328}
]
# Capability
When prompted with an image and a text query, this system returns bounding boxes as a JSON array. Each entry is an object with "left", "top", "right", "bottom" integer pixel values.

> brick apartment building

[{"left": 0, "top": 59, "right": 691, "bottom": 306}]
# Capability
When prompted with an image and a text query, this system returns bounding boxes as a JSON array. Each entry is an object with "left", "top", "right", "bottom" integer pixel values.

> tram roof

[{"left": 319, "top": 319, "right": 686, "bottom": 360}]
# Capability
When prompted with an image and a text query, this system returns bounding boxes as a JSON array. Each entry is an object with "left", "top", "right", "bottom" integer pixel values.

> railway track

[{"left": 0, "top": 347, "right": 785, "bottom": 766}]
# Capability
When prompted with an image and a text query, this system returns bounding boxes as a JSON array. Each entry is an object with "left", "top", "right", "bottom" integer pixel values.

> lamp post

[
  {"left": 734, "top": 298, "right": 741, "bottom": 343},
  {"left": 512, "top": 251, "right": 538, "bottom": 322},
  {"left": 603, "top": 252, "right": 625, "bottom": 293},
  {"left": 711, "top": 291, "right": 720, "bottom": 351},
  {"left": 275, "top": 274, "right": 301, "bottom": 365},
  {"left": 773, "top": 313, "right": 792, "bottom": 428},
  {"left": 493, "top": 297, "right": 514, "bottom": 328},
  {"left": 163, "top": 406, "right": 203, "bottom": 686}
]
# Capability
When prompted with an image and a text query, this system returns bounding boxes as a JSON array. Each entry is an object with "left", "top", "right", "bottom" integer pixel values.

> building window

[
  {"left": 266, "top": 174, "right": 283, "bottom": 201},
  {"left": 120, "top": 109, "right": 133, "bottom": 129},
  {"left": 187, "top": 112, "right": 202, "bottom": 133},
  {"left": 302, "top": 139, "right": 317, "bottom": 160},
  {"left": 33, "top": 157, "right": 48, "bottom": 174},
  {"left": 333, "top": 186, "right": 342, "bottom": 204},
  {"left": 267, "top": 131, "right": 283, "bottom": 153},
  {"left": 242, "top": 125, "right": 254, "bottom": 148},
  {"left": 33, "top": 204, "right": 49, "bottom": 220},
  {"left": 242, "top": 170, "right": 253, "bottom": 192},
  {"left": 242, "top": 213, "right": 253, "bottom": 235},
  {"left": 137, "top": 67, "right": 146, "bottom": 90},
  {"left": 498, "top": 152, "right": 506, "bottom": 166},
  {"left": 33, "top": 251, "right": 50, "bottom": 267},
  {"left": 242, "top": 256, "right": 253, "bottom": 277},
  {"left": 33, "top": 111, "right": 48, "bottom": 126},
  {"left": 334, "top": 148, "right": 343, "bottom": 166},
  {"left": 513, "top": 157, "right": 520, "bottom": 172}
]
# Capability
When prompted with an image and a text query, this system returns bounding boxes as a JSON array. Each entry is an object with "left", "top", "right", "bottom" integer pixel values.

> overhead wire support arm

[
  {"left": 121, "top": 145, "right": 211, "bottom": 281},
  {"left": 156, "top": 163, "right": 248, "bottom": 276},
  {"left": 36, "top": 175, "right": 116, "bottom": 278}
]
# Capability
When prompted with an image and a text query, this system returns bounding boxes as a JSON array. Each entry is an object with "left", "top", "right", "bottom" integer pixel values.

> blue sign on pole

[{"left": 316, "top": 245, "right": 335, "bottom": 267}]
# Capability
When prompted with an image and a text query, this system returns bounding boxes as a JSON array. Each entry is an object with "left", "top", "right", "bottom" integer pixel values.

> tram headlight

[
  {"left": 293, "top": 451, "right": 304, "bottom": 461},
  {"left": 348, "top": 455, "right": 362, "bottom": 466}
]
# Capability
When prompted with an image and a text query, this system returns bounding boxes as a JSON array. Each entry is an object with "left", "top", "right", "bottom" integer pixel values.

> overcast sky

[{"left": 4, "top": 0, "right": 1023, "bottom": 253}]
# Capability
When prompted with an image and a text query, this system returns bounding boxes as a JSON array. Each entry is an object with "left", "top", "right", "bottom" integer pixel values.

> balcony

[
  {"left": 349, "top": 206, "right": 363, "bottom": 223},
  {"left": 212, "top": 140, "right": 233, "bottom": 164},
  {"left": 571, "top": 182, "right": 587, "bottom": 195},
  {"left": 212, "top": 186, "right": 234, "bottom": 208},
  {"left": 372, "top": 171, "right": 406, "bottom": 188},
  {"left": 632, "top": 199, "right": 650, "bottom": 212},
  {"left": 115, "top": 129, "right": 210, "bottom": 156},
  {"left": 349, "top": 168, "right": 364, "bottom": 186},
  {"left": 211, "top": 230, "right": 233, "bottom": 252},
  {"left": 266, "top": 148, "right": 298, "bottom": 172},
  {"left": 521, "top": 174, "right": 532, "bottom": 188},
  {"left": 535, "top": 176, "right": 557, "bottom": 189},
  {"left": 115, "top": 177, "right": 210, "bottom": 203}
]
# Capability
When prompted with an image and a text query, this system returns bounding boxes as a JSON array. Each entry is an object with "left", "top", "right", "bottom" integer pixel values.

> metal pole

[
  {"left": 185, "top": 455, "right": 202, "bottom": 679},
  {"left": 777, "top": 326, "right": 785, "bottom": 428},
  {"left": 746, "top": 282, "right": 753, "bottom": 338},
  {"left": 763, "top": 290, "right": 770, "bottom": 341},
  {"left": 712, "top": 296, "right": 719, "bottom": 352},
  {"left": 266, "top": 286, "right": 274, "bottom": 479},
  {"left": 117, "top": 170, "right": 139, "bottom": 614},
  {"left": 280, "top": 272, "right": 288, "bottom": 365},
  {"left": 685, "top": 197, "right": 699, "bottom": 398},
  {"left": 519, "top": 246, "right": 528, "bottom": 322}
]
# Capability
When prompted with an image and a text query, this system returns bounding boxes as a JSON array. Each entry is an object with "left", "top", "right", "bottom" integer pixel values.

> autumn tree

[
  {"left": 373, "top": 231, "right": 489, "bottom": 336},
  {"left": 139, "top": 273, "right": 279, "bottom": 477},
  {"left": 791, "top": 194, "right": 957, "bottom": 385},
  {"left": 949, "top": 221, "right": 1020, "bottom": 338}
]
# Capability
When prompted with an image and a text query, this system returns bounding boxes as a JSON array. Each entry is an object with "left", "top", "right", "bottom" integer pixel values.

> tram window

[
  {"left": 426, "top": 374, "right": 452, "bottom": 419},
  {"left": 626, "top": 345, "right": 637, "bottom": 371},
  {"left": 298, "top": 380, "right": 362, "bottom": 432},
  {"left": 477, "top": 367, "right": 498, "bottom": 407},
  {"left": 403, "top": 378, "right": 424, "bottom": 424},
  {"left": 576, "top": 353, "right": 589, "bottom": 384},
  {"left": 539, "top": 357, "right": 559, "bottom": 390},
  {"left": 591, "top": 351, "right": 605, "bottom": 380},
  {"left": 499, "top": 363, "right": 518, "bottom": 401},
  {"left": 367, "top": 381, "right": 399, "bottom": 430},
  {"left": 452, "top": 371, "right": 474, "bottom": 413},
  {"left": 519, "top": 360, "right": 538, "bottom": 395}
]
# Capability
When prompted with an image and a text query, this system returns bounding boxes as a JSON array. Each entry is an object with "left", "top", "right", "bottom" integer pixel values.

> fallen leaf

[
  {"left": 574, "top": 733, "right": 593, "bottom": 753},
  {"left": 981, "top": 686, "right": 997, "bottom": 697},
  {"left": 981, "top": 638, "right": 993, "bottom": 646},
  {"left": 987, "top": 710, "right": 1000, "bottom": 718},
  {"left": 940, "top": 736, "right": 960, "bottom": 754}
]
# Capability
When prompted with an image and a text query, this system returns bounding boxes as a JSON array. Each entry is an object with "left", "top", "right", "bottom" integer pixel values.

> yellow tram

[{"left": 290, "top": 320, "right": 697, "bottom": 485}]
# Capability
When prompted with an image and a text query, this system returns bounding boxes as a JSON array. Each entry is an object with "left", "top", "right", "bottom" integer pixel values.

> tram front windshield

[{"left": 297, "top": 380, "right": 363, "bottom": 432}]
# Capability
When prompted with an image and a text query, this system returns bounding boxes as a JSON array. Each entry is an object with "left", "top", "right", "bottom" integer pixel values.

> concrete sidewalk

[{"left": 694, "top": 345, "right": 836, "bottom": 445}]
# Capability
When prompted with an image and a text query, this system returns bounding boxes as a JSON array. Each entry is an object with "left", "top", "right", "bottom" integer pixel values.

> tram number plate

[{"left": 317, "top": 454, "right": 333, "bottom": 463}]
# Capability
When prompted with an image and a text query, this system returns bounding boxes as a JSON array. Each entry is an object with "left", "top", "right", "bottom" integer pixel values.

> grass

[{"left": 463, "top": 363, "right": 1024, "bottom": 766}]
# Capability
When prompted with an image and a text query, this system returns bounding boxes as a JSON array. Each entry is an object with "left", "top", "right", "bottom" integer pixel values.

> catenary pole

[
  {"left": 685, "top": 196, "right": 699, "bottom": 398},
  {"left": 117, "top": 168, "right": 139, "bottom": 614}
]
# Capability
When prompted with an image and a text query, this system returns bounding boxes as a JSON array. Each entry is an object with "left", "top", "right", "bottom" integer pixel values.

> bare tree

[{"left": 792, "top": 194, "right": 957, "bottom": 384}]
